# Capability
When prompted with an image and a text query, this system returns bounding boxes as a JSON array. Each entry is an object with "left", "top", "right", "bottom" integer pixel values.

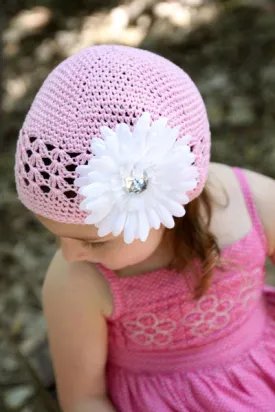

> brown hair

[{"left": 171, "top": 187, "right": 221, "bottom": 298}]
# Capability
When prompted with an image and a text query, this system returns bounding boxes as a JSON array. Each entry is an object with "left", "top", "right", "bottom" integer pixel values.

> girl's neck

[{"left": 116, "top": 232, "right": 174, "bottom": 278}]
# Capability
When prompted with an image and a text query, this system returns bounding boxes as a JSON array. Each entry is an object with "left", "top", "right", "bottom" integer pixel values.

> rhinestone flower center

[{"left": 124, "top": 170, "right": 149, "bottom": 194}]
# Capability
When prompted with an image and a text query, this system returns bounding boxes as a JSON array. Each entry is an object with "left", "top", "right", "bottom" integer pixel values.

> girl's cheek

[
  {"left": 105, "top": 248, "right": 142, "bottom": 270},
  {"left": 97, "top": 246, "right": 129, "bottom": 270}
]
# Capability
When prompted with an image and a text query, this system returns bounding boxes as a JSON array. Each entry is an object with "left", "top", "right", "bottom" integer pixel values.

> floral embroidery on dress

[
  {"left": 123, "top": 313, "right": 176, "bottom": 346},
  {"left": 118, "top": 268, "right": 263, "bottom": 346},
  {"left": 238, "top": 269, "right": 261, "bottom": 309},
  {"left": 182, "top": 295, "right": 234, "bottom": 337}
]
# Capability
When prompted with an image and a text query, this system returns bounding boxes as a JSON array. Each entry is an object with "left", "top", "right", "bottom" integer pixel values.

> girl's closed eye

[{"left": 84, "top": 240, "right": 108, "bottom": 249}]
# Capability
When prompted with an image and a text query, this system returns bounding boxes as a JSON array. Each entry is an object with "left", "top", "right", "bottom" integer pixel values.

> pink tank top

[{"left": 98, "top": 168, "right": 267, "bottom": 361}]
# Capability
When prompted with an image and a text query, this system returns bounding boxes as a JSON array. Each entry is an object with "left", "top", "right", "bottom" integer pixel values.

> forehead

[{"left": 35, "top": 214, "right": 100, "bottom": 240}]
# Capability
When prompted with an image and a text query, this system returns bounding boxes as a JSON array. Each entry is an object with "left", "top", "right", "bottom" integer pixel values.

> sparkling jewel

[{"left": 124, "top": 170, "right": 149, "bottom": 194}]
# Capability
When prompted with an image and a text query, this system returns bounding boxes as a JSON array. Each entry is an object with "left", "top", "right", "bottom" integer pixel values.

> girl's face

[{"left": 36, "top": 214, "right": 166, "bottom": 271}]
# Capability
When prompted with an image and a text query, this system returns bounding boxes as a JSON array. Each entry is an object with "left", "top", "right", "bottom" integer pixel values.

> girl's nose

[{"left": 60, "top": 238, "right": 89, "bottom": 262}]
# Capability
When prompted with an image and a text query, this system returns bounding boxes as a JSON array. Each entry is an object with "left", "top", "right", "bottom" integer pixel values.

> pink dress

[{"left": 98, "top": 168, "right": 275, "bottom": 411}]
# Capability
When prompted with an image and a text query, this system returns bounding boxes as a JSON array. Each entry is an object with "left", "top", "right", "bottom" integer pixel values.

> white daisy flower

[{"left": 75, "top": 112, "right": 198, "bottom": 244}]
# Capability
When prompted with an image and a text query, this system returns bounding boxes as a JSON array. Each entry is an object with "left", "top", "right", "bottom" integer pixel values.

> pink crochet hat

[{"left": 15, "top": 45, "right": 210, "bottom": 224}]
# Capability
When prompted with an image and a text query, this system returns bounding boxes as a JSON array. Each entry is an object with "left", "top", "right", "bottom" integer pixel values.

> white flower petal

[
  {"left": 157, "top": 177, "right": 197, "bottom": 193},
  {"left": 79, "top": 197, "right": 91, "bottom": 210},
  {"left": 97, "top": 209, "right": 118, "bottom": 237},
  {"left": 177, "top": 179, "right": 198, "bottom": 192},
  {"left": 127, "top": 195, "right": 145, "bottom": 212},
  {"left": 159, "top": 152, "right": 181, "bottom": 167},
  {"left": 166, "top": 126, "right": 180, "bottom": 151},
  {"left": 116, "top": 123, "right": 132, "bottom": 143},
  {"left": 83, "top": 197, "right": 114, "bottom": 215},
  {"left": 100, "top": 126, "right": 116, "bottom": 140},
  {"left": 161, "top": 198, "right": 186, "bottom": 218},
  {"left": 84, "top": 204, "right": 113, "bottom": 224},
  {"left": 124, "top": 213, "right": 138, "bottom": 244},
  {"left": 75, "top": 165, "right": 90, "bottom": 177},
  {"left": 98, "top": 224, "right": 112, "bottom": 238},
  {"left": 178, "top": 145, "right": 195, "bottom": 160},
  {"left": 132, "top": 112, "right": 151, "bottom": 140},
  {"left": 145, "top": 119, "right": 167, "bottom": 158},
  {"left": 156, "top": 204, "right": 175, "bottom": 229},
  {"left": 91, "top": 139, "right": 106, "bottom": 157},
  {"left": 74, "top": 176, "right": 90, "bottom": 187},
  {"left": 88, "top": 171, "right": 110, "bottom": 183},
  {"left": 180, "top": 134, "right": 192, "bottom": 145},
  {"left": 173, "top": 192, "right": 190, "bottom": 204},
  {"left": 100, "top": 126, "right": 119, "bottom": 156},
  {"left": 116, "top": 123, "right": 134, "bottom": 162},
  {"left": 138, "top": 210, "right": 150, "bottom": 242},
  {"left": 175, "top": 138, "right": 194, "bottom": 152},
  {"left": 112, "top": 211, "right": 127, "bottom": 236},
  {"left": 79, "top": 182, "right": 108, "bottom": 198},
  {"left": 85, "top": 214, "right": 101, "bottom": 224},
  {"left": 181, "top": 166, "right": 198, "bottom": 180},
  {"left": 162, "top": 146, "right": 194, "bottom": 167},
  {"left": 91, "top": 157, "right": 118, "bottom": 174},
  {"left": 149, "top": 117, "right": 168, "bottom": 137},
  {"left": 147, "top": 125, "right": 180, "bottom": 163},
  {"left": 131, "top": 113, "right": 151, "bottom": 160},
  {"left": 147, "top": 208, "right": 161, "bottom": 230},
  {"left": 83, "top": 195, "right": 113, "bottom": 212}
]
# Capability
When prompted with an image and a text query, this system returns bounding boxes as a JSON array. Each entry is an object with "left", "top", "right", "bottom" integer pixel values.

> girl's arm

[
  {"left": 42, "top": 250, "right": 116, "bottom": 412},
  {"left": 73, "top": 397, "right": 116, "bottom": 412},
  {"left": 244, "top": 169, "right": 275, "bottom": 262}
]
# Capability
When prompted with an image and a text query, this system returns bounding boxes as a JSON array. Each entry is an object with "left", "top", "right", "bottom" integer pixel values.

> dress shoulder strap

[
  {"left": 97, "top": 264, "right": 124, "bottom": 320},
  {"left": 233, "top": 167, "right": 267, "bottom": 250}
]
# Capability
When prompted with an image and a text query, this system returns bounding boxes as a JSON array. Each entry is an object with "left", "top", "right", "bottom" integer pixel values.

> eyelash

[{"left": 84, "top": 241, "right": 107, "bottom": 249}]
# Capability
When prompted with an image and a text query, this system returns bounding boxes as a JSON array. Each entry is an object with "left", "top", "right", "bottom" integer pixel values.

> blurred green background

[{"left": 1, "top": 0, "right": 275, "bottom": 410}]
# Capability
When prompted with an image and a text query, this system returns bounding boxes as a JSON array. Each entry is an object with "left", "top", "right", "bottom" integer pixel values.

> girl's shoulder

[
  {"left": 209, "top": 163, "right": 275, "bottom": 259},
  {"left": 43, "top": 249, "right": 114, "bottom": 318}
]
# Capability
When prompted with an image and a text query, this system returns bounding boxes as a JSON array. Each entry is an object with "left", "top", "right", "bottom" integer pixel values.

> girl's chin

[{"left": 87, "top": 260, "right": 125, "bottom": 271}]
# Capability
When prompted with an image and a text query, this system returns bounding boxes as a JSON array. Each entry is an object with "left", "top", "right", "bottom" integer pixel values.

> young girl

[{"left": 15, "top": 45, "right": 275, "bottom": 412}]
